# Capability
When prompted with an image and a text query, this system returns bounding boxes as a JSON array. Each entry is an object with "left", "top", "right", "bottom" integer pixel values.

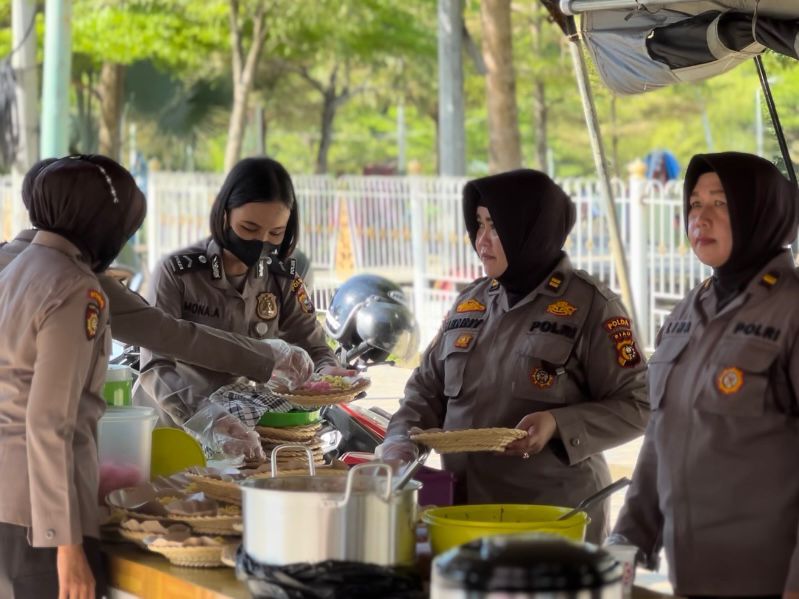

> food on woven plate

[
  {"left": 409, "top": 427, "right": 527, "bottom": 453},
  {"left": 270, "top": 373, "right": 370, "bottom": 397}
]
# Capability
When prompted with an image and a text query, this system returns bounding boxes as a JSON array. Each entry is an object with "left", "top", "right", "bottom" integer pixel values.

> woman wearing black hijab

[
  {"left": 0, "top": 155, "right": 145, "bottom": 598},
  {"left": 612, "top": 152, "right": 799, "bottom": 597},
  {"left": 135, "top": 157, "right": 351, "bottom": 458},
  {"left": 385, "top": 169, "right": 649, "bottom": 542}
]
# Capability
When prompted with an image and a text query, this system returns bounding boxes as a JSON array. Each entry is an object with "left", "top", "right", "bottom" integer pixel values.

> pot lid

[{"left": 433, "top": 533, "right": 621, "bottom": 591}]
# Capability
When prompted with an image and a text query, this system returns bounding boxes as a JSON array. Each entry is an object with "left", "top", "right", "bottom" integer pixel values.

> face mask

[{"left": 225, "top": 228, "right": 264, "bottom": 267}]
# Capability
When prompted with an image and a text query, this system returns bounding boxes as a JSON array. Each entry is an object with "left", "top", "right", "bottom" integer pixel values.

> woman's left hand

[
  {"left": 505, "top": 411, "right": 558, "bottom": 458},
  {"left": 318, "top": 366, "right": 359, "bottom": 377}
]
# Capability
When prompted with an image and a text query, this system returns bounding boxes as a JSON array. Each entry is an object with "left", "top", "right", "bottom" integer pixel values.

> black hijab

[
  {"left": 26, "top": 155, "right": 147, "bottom": 272},
  {"left": 683, "top": 152, "right": 798, "bottom": 307},
  {"left": 463, "top": 169, "right": 576, "bottom": 303}
]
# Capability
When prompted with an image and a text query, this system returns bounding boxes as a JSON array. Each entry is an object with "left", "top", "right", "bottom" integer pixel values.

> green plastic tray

[{"left": 258, "top": 409, "right": 321, "bottom": 428}]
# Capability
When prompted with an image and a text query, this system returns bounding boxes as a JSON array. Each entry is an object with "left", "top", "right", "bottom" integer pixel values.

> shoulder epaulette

[
  {"left": 263, "top": 256, "right": 297, "bottom": 278},
  {"left": 572, "top": 269, "right": 617, "bottom": 301},
  {"left": 167, "top": 252, "right": 209, "bottom": 275}
]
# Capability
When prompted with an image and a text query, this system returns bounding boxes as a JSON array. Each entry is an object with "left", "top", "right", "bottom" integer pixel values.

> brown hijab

[{"left": 26, "top": 155, "right": 147, "bottom": 272}]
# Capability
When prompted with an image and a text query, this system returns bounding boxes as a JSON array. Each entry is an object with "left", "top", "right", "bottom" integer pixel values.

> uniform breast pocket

[
  {"left": 511, "top": 333, "right": 575, "bottom": 405},
  {"left": 441, "top": 330, "right": 476, "bottom": 398},
  {"left": 695, "top": 340, "right": 777, "bottom": 418},
  {"left": 647, "top": 334, "right": 690, "bottom": 410}
]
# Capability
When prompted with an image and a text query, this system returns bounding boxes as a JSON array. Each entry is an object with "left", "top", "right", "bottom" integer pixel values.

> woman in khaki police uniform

[
  {"left": 135, "top": 157, "right": 349, "bottom": 451},
  {"left": 0, "top": 159, "right": 314, "bottom": 393},
  {"left": 612, "top": 152, "right": 799, "bottom": 598},
  {"left": 384, "top": 169, "right": 650, "bottom": 542},
  {"left": 0, "top": 155, "right": 146, "bottom": 598}
]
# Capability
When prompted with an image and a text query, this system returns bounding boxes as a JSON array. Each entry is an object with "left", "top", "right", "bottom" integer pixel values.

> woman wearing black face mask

[
  {"left": 612, "top": 152, "right": 799, "bottom": 598},
  {"left": 383, "top": 169, "right": 649, "bottom": 542},
  {"left": 135, "top": 157, "right": 349, "bottom": 459}
]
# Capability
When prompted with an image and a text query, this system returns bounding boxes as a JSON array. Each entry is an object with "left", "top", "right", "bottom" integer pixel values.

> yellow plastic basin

[{"left": 422, "top": 504, "right": 589, "bottom": 555}]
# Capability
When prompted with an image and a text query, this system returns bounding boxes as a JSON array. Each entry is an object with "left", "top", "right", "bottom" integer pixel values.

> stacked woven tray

[{"left": 410, "top": 427, "right": 526, "bottom": 453}]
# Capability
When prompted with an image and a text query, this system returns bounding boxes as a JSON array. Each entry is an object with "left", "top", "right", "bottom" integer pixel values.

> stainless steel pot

[
  {"left": 431, "top": 533, "right": 623, "bottom": 599},
  {"left": 240, "top": 445, "right": 420, "bottom": 566}
]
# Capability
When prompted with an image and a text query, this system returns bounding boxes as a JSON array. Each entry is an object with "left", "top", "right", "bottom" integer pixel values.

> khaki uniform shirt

[
  {"left": 387, "top": 256, "right": 649, "bottom": 542},
  {"left": 0, "top": 230, "right": 278, "bottom": 383},
  {"left": 0, "top": 232, "right": 110, "bottom": 546},
  {"left": 614, "top": 251, "right": 799, "bottom": 596},
  {"left": 136, "top": 237, "right": 338, "bottom": 426}
]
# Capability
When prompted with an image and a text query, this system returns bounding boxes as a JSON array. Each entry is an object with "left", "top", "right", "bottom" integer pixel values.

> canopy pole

[
  {"left": 753, "top": 55, "right": 797, "bottom": 186},
  {"left": 565, "top": 18, "right": 638, "bottom": 327}
]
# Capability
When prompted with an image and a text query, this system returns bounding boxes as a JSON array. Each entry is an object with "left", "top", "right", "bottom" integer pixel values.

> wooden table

[{"left": 104, "top": 542, "right": 676, "bottom": 599}]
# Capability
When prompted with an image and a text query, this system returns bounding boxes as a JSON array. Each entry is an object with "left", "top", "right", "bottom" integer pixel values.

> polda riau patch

[
  {"left": 717, "top": 366, "right": 744, "bottom": 395},
  {"left": 530, "top": 367, "right": 555, "bottom": 389},
  {"left": 256, "top": 292, "right": 278, "bottom": 320},
  {"left": 291, "top": 276, "right": 314, "bottom": 314},
  {"left": 85, "top": 303, "right": 100, "bottom": 340},
  {"left": 611, "top": 329, "right": 641, "bottom": 368},
  {"left": 88, "top": 289, "right": 106, "bottom": 310}
]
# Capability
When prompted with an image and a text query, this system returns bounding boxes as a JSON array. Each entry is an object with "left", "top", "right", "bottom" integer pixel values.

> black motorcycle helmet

[{"left": 325, "top": 274, "right": 419, "bottom": 365}]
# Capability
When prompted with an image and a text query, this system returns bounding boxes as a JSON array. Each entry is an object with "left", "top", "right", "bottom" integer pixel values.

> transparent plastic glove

[
  {"left": 183, "top": 401, "right": 264, "bottom": 461},
  {"left": 376, "top": 434, "right": 419, "bottom": 464},
  {"left": 262, "top": 339, "right": 314, "bottom": 390}
]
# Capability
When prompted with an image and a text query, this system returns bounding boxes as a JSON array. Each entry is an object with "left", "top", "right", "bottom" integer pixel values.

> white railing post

[
  {"left": 628, "top": 160, "right": 650, "bottom": 349},
  {"left": 146, "top": 171, "right": 159, "bottom": 275},
  {"left": 410, "top": 177, "right": 426, "bottom": 317}
]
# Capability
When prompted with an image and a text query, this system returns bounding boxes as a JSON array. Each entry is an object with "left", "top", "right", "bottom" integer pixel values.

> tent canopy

[{"left": 544, "top": 0, "right": 799, "bottom": 95}]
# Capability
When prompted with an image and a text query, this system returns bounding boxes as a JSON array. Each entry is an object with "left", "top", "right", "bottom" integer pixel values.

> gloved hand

[
  {"left": 375, "top": 434, "right": 419, "bottom": 464},
  {"left": 262, "top": 339, "right": 314, "bottom": 390},
  {"left": 183, "top": 401, "right": 265, "bottom": 461}
]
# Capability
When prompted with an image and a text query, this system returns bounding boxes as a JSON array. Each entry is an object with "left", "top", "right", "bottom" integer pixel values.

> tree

[
  {"left": 479, "top": 0, "right": 521, "bottom": 172},
  {"left": 224, "top": 0, "right": 268, "bottom": 171}
]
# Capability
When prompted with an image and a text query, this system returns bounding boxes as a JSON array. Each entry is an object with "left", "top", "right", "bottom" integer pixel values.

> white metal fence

[{"left": 0, "top": 172, "right": 712, "bottom": 352}]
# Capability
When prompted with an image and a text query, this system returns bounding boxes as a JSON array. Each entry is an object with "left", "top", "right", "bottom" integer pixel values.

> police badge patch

[
  {"left": 530, "top": 367, "right": 555, "bottom": 389},
  {"left": 256, "top": 292, "right": 278, "bottom": 320},
  {"left": 454, "top": 334, "right": 473, "bottom": 349},
  {"left": 717, "top": 367, "right": 744, "bottom": 395},
  {"left": 546, "top": 300, "right": 577, "bottom": 317}
]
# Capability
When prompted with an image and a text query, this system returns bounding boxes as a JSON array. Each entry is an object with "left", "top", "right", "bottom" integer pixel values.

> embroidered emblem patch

[
  {"left": 291, "top": 276, "right": 314, "bottom": 314},
  {"left": 256, "top": 292, "right": 278, "bottom": 320},
  {"left": 717, "top": 367, "right": 744, "bottom": 395},
  {"left": 454, "top": 334, "right": 473, "bottom": 349},
  {"left": 604, "top": 317, "right": 632, "bottom": 334},
  {"left": 760, "top": 271, "right": 779, "bottom": 289},
  {"left": 547, "top": 274, "right": 563, "bottom": 291},
  {"left": 530, "top": 367, "right": 554, "bottom": 389},
  {"left": 88, "top": 289, "right": 105, "bottom": 310},
  {"left": 456, "top": 298, "right": 486, "bottom": 313},
  {"left": 85, "top": 303, "right": 100, "bottom": 340},
  {"left": 547, "top": 300, "right": 577, "bottom": 317},
  {"left": 612, "top": 330, "right": 641, "bottom": 368}
]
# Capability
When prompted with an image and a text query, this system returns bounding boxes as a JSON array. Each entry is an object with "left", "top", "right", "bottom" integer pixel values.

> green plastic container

[
  {"left": 258, "top": 409, "right": 321, "bottom": 428},
  {"left": 103, "top": 365, "right": 132, "bottom": 407}
]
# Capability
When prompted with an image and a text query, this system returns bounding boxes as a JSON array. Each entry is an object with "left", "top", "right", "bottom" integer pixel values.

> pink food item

[{"left": 98, "top": 462, "right": 143, "bottom": 504}]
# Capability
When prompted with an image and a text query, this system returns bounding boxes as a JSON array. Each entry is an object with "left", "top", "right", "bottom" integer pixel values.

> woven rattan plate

[
  {"left": 270, "top": 378, "right": 371, "bottom": 408},
  {"left": 410, "top": 427, "right": 526, "bottom": 453},
  {"left": 147, "top": 544, "right": 231, "bottom": 568}
]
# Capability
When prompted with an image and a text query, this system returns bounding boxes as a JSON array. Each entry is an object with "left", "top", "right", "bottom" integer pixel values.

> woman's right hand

[
  {"left": 57, "top": 544, "right": 95, "bottom": 599},
  {"left": 263, "top": 339, "right": 314, "bottom": 389}
]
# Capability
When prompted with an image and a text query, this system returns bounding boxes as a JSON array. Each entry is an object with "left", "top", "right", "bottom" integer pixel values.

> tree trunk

[
  {"left": 315, "top": 89, "right": 337, "bottom": 174},
  {"left": 480, "top": 0, "right": 521, "bottom": 173},
  {"left": 530, "top": 13, "right": 548, "bottom": 172},
  {"left": 224, "top": 0, "right": 268, "bottom": 172},
  {"left": 225, "top": 85, "right": 249, "bottom": 170},
  {"left": 98, "top": 62, "right": 126, "bottom": 161}
]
